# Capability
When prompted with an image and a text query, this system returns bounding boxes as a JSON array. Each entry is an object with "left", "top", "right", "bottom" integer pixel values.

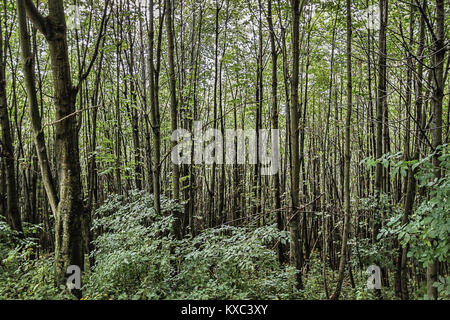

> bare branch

[{"left": 75, "top": 0, "right": 111, "bottom": 93}]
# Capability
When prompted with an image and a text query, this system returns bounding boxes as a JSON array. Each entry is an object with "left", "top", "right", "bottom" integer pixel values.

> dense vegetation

[
  {"left": 0, "top": 190, "right": 391, "bottom": 299},
  {"left": 0, "top": 0, "right": 449, "bottom": 300}
]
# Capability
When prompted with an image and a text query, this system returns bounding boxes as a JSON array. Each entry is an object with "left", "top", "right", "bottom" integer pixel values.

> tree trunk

[
  {"left": 267, "top": 0, "right": 284, "bottom": 265},
  {"left": 330, "top": 0, "right": 352, "bottom": 300},
  {"left": 0, "top": 5, "right": 22, "bottom": 234},
  {"left": 17, "top": 0, "right": 59, "bottom": 219},
  {"left": 427, "top": 0, "right": 445, "bottom": 300},
  {"left": 289, "top": 0, "right": 305, "bottom": 290},
  {"left": 166, "top": 0, "right": 182, "bottom": 238},
  {"left": 22, "top": 0, "right": 85, "bottom": 297}
]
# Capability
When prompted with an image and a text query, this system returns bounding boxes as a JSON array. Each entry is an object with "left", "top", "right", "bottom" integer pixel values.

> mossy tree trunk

[{"left": 21, "top": 0, "right": 84, "bottom": 296}]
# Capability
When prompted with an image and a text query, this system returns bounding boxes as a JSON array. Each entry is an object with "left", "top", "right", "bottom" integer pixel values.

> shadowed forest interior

[{"left": 0, "top": 0, "right": 449, "bottom": 300}]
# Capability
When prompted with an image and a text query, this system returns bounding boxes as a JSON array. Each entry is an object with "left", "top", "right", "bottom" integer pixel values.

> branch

[
  {"left": 443, "top": 48, "right": 450, "bottom": 84},
  {"left": 23, "top": 0, "right": 48, "bottom": 36},
  {"left": 414, "top": 0, "right": 437, "bottom": 43},
  {"left": 286, "top": 193, "right": 324, "bottom": 225},
  {"left": 75, "top": 0, "right": 111, "bottom": 93},
  {"left": 43, "top": 105, "right": 101, "bottom": 127}
]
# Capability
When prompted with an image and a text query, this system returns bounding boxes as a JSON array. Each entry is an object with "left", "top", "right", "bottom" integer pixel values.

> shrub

[{"left": 84, "top": 190, "right": 300, "bottom": 299}]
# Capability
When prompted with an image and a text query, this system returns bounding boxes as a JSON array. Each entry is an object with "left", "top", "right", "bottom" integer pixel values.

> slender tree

[
  {"left": 166, "top": 0, "right": 182, "bottom": 238},
  {"left": 267, "top": 0, "right": 284, "bottom": 264},
  {"left": 289, "top": 0, "right": 305, "bottom": 290},
  {"left": 149, "top": 0, "right": 162, "bottom": 215},
  {"left": 0, "top": 2, "right": 22, "bottom": 234},
  {"left": 330, "top": 0, "right": 352, "bottom": 300},
  {"left": 427, "top": 0, "right": 445, "bottom": 300}
]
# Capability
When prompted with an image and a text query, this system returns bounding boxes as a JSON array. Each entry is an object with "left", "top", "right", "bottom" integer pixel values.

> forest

[{"left": 0, "top": 0, "right": 448, "bottom": 301}]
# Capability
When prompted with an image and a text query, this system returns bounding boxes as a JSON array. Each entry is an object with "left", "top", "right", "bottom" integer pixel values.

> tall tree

[
  {"left": 289, "top": 0, "right": 305, "bottom": 290},
  {"left": 0, "top": 1, "right": 22, "bottom": 234},
  {"left": 427, "top": 0, "right": 445, "bottom": 300},
  {"left": 375, "top": 0, "right": 388, "bottom": 208},
  {"left": 267, "top": 0, "right": 284, "bottom": 264},
  {"left": 17, "top": 0, "right": 59, "bottom": 219},
  {"left": 330, "top": 0, "right": 352, "bottom": 300},
  {"left": 166, "top": 0, "right": 182, "bottom": 239},
  {"left": 399, "top": 1, "right": 426, "bottom": 300},
  {"left": 148, "top": 0, "right": 162, "bottom": 215},
  {"left": 373, "top": 1, "right": 388, "bottom": 298},
  {"left": 21, "top": 0, "right": 107, "bottom": 296}
]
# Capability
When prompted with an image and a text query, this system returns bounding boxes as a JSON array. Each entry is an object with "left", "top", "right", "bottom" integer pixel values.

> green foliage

[
  {"left": 402, "top": 148, "right": 449, "bottom": 264},
  {"left": 373, "top": 146, "right": 450, "bottom": 298},
  {"left": 433, "top": 275, "right": 450, "bottom": 300},
  {"left": 356, "top": 192, "right": 401, "bottom": 270},
  {"left": 84, "top": 191, "right": 177, "bottom": 299},
  {"left": 349, "top": 237, "right": 396, "bottom": 271},
  {"left": 0, "top": 255, "right": 72, "bottom": 300},
  {"left": 0, "top": 217, "right": 17, "bottom": 260},
  {"left": 378, "top": 147, "right": 449, "bottom": 266},
  {"left": 83, "top": 190, "right": 300, "bottom": 300},
  {"left": 301, "top": 252, "right": 397, "bottom": 300},
  {"left": 0, "top": 216, "right": 71, "bottom": 300},
  {"left": 172, "top": 225, "right": 298, "bottom": 299}
]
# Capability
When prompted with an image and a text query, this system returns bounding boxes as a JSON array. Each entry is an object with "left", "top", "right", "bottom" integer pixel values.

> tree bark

[
  {"left": 427, "top": 0, "right": 445, "bottom": 300},
  {"left": 22, "top": 0, "right": 86, "bottom": 297},
  {"left": 166, "top": 0, "right": 182, "bottom": 238},
  {"left": 289, "top": 0, "right": 305, "bottom": 290},
  {"left": 148, "top": 0, "right": 162, "bottom": 216},
  {"left": 17, "top": 0, "right": 59, "bottom": 219},
  {"left": 0, "top": 3, "right": 22, "bottom": 234},
  {"left": 330, "top": 0, "right": 352, "bottom": 300},
  {"left": 268, "top": 0, "right": 284, "bottom": 265}
]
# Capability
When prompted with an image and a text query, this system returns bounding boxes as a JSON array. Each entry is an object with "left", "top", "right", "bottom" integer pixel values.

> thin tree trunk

[
  {"left": 289, "top": 0, "right": 305, "bottom": 290},
  {"left": 0, "top": 3, "right": 22, "bottom": 234},
  {"left": 267, "top": 0, "right": 284, "bottom": 265},
  {"left": 330, "top": 0, "right": 352, "bottom": 300},
  {"left": 427, "top": 0, "right": 445, "bottom": 300},
  {"left": 166, "top": 0, "right": 181, "bottom": 238}
]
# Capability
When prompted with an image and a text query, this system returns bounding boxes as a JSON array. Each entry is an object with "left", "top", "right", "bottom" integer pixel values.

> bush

[
  {"left": 84, "top": 191, "right": 178, "bottom": 299},
  {"left": 0, "top": 216, "right": 71, "bottom": 300},
  {"left": 83, "top": 190, "right": 300, "bottom": 299},
  {"left": 171, "top": 225, "right": 299, "bottom": 299},
  {"left": 375, "top": 146, "right": 450, "bottom": 299}
]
